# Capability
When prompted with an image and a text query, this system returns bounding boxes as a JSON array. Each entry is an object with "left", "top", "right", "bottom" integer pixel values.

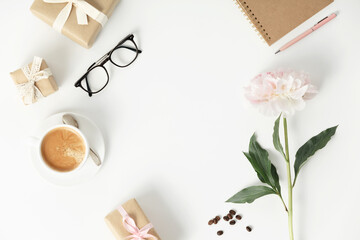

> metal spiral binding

[{"left": 234, "top": 0, "right": 270, "bottom": 45}]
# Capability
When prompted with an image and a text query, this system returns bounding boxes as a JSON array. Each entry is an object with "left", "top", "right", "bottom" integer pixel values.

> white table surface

[{"left": 1, "top": 1, "right": 359, "bottom": 239}]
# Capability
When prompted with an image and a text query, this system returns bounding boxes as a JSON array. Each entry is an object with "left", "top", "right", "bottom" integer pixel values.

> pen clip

[{"left": 316, "top": 16, "right": 328, "bottom": 25}]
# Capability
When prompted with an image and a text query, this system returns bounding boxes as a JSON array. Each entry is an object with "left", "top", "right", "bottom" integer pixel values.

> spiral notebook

[{"left": 235, "top": 0, "right": 334, "bottom": 46}]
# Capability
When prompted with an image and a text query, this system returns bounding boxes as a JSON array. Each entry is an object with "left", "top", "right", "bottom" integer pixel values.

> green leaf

[
  {"left": 273, "top": 114, "right": 286, "bottom": 159},
  {"left": 271, "top": 164, "right": 281, "bottom": 194},
  {"left": 226, "top": 186, "right": 277, "bottom": 204},
  {"left": 293, "top": 125, "right": 338, "bottom": 186},
  {"left": 243, "top": 151, "right": 267, "bottom": 184},
  {"left": 243, "top": 134, "right": 281, "bottom": 193}
]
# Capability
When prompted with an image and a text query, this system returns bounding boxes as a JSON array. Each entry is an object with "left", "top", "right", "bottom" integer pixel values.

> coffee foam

[{"left": 41, "top": 127, "right": 86, "bottom": 172}]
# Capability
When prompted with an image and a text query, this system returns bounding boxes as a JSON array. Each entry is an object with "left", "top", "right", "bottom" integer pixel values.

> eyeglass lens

[
  {"left": 110, "top": 40, "right": 138, "bottom": 67},
  {"left": 81, "top": 66, "right": 109, "bottom": 93}
]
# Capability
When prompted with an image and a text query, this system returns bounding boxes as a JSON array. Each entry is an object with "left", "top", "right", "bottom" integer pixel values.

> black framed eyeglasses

[{"left": 75, "top": 34, "right": 142, "bottom": 97}]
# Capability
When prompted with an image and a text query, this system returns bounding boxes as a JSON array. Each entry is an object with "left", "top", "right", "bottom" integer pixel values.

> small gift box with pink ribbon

[
  {"left": 105, "top": 198, "right": 161, "bottom": 240},
  {"left": 30, "top": 0, "right": 120, "bottom": 48}
]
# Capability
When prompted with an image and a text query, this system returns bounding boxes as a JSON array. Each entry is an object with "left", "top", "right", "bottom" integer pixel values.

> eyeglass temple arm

[
  {"left": 75, "top": 62, "right": 97, "bottom": 85},
  {"left": 95, "top": 54, "right": 110, "bottom": 66},
  {"left": 75, "top": 72, "right": 88, "bottom": 87},
  {"left": 74, "top": 63, "right": 94, "bottom": 96},
  {"left": 115, "top": 45, "right": 142, "bottom": 53},
  {"left": 74, "top": 72, "right": 93, "bottom": 97}
]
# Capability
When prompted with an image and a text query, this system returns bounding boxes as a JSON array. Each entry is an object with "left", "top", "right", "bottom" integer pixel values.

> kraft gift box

[
  {"left": 105, "top": 198, "right": 161, "bottom": 240},
  {"left": 30, "top": 0, "right": 120, "bottom": 48},
  {"left": 10, "top": 57, "right": 58, "bottom": 105}
]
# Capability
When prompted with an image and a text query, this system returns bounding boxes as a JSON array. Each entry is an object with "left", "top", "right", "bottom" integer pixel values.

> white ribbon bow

[
  {"left": 43, "top": 0, "right": 108, "bottom": 32},
  {"left": 17, "top": 56, "right": 52, "bottom": 105}
]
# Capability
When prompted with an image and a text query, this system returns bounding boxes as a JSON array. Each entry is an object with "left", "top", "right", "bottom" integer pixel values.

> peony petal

[
  {"left": 290, "top": 85, "right": 308, "bottom": 100},
  {"left": 292, "top": 99, "right": 306, "bottom": 111},
  {"left": 303, "top": 84, "right": 318, "bottom": 100}
]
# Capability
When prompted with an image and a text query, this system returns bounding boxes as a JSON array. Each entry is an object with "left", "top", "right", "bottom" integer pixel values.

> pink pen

[{"left": 275, "top": 13, "right": 337, "bottom": 54}]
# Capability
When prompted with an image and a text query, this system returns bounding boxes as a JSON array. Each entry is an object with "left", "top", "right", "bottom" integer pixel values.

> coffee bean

[
  {"left": 215, "top": 216, "right": 220, "bottom": 221},
  {"left": 235, "top": 215, "right": 242, "bottom": 220},
  {"left": 227, "top": 213, "right": 233, "bottom": 219},
  {"left": 208, "top": 219, "right": 214, "bottom": 225},
  {"left": 229, "top": 210, "right": 236, "bottom": 215},
  {"left": 223, "top": 216, "right": 229, "bottom": 221},
  {"left": 229, "top": 220, "right": 236, "bottom": 225},
  {"left": 214, "top": 218, "right": 218, "bottom": 224},
  {"left": 217, "top": 230, "right": 224, "bottom": 236},
  {"left": 246, "top": 226, "right": 252, "bottom": 232}
]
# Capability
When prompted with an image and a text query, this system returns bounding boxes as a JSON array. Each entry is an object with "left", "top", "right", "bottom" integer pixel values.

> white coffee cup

[{"left": 29, "top": 125, "right": 90, "bottom": 174}]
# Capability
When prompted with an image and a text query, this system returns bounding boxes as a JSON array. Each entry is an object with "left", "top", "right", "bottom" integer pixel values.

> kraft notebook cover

[{"left": 235, "top": 0, "right": 334, "bottom": 45}]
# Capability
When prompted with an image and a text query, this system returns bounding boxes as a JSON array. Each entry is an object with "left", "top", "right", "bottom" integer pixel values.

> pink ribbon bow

[{"left": 118, "top": 206, "right": 158, "bottom": 240}]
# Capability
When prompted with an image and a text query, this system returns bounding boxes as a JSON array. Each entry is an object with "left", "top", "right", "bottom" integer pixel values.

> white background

[{"left": 0, "top": 0, "right": 359, "bottom": 239}]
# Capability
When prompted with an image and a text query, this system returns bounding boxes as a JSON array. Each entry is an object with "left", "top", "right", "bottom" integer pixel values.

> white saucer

[{"left": 29, "top": 112, "right": 105, "bottom": 186}]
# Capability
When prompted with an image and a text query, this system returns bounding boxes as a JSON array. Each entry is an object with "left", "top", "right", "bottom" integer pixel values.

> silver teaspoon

[{"left": 62, "top": 114, "right": 102, "bottom": 166}]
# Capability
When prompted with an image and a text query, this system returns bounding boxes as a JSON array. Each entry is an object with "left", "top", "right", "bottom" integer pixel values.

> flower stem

[{"left": 283, "top": 117, "right": 294, "bottom": 240}]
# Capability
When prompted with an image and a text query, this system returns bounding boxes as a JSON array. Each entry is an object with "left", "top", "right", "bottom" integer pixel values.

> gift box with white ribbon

[
  {"left": 10, "top": 56, "right": 58, "bottom": 105},
  {"left": 30, "top": 0, "right": 120, "bottom": 48}
]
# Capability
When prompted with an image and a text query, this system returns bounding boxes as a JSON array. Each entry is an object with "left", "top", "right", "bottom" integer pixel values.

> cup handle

[{"left": 27, "top": 136, "right": 40, "bottom": 147}]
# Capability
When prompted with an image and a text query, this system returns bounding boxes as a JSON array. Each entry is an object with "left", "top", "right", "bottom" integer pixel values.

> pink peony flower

[{"left": 244, "top": 70, "right": 317, "bottom": 116}]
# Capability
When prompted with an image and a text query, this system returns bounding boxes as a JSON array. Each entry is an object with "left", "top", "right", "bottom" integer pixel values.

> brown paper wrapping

[
  {"left": 30, "top": 0, "right": 120, "bottom": 48},
  {"left": 10, "top": 59, "right": 58, "bottom": 105},
  {"left": 105, "top": 198, "right": 161, "bottom": 240}
]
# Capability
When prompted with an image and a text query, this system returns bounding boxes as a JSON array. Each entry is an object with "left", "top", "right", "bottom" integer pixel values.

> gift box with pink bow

[
  {"left": 105, "top": 198, "right": 161, "bottom": 240},
  {"left": 30, "top": 0, "right": 120, "bottom": 48}
]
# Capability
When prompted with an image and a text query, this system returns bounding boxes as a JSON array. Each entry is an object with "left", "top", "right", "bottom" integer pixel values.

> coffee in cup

[{"left": 40, "top": 126, "right": 87, "bottom": 172}]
